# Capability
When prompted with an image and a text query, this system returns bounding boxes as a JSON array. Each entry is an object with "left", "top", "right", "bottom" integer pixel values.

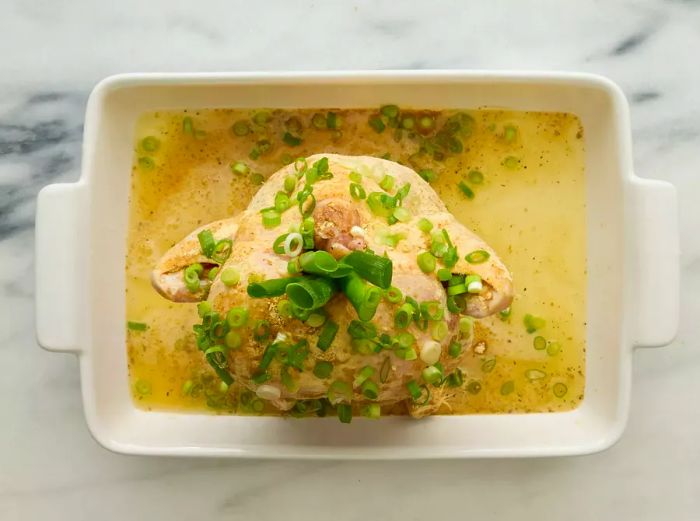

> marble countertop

[{"left": 1, "top": 0, "right": 698, "bottom": 519}]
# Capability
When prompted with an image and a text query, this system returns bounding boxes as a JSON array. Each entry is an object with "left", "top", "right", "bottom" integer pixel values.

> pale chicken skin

[{"left": 152, "top": 154, "right": 513, "bottom": 417}]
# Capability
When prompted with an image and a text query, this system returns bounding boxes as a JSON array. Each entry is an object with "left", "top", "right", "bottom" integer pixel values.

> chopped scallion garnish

[
  {"left": 417, "top": 251, "right": 436, "bottom": 273},
  {"left": 127, "top": 321, "right": 148, "bottom": 331},
  {"left": 465, "top": 249, "right": 490, "bottom": 264},
  {"left": 317, "top": 320, "right": 339, "bottom": 351},
  {"left": 341, "top": 251, "right": 393, "bottom": 289}
]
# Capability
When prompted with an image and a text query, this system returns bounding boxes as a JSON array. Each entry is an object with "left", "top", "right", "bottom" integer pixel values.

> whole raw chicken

[{"left": 152, "top": 154, "right": 513, "bottom": 418}]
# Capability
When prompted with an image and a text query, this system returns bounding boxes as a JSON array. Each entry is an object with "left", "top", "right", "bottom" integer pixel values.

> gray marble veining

[{"left": 1, "top": 0, "right": 698, "bottom": 520}]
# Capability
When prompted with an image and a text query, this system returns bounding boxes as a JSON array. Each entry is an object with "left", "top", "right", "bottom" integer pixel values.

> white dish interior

[{"left": 35, "top": 72, "right": 678, "bottom": 458}]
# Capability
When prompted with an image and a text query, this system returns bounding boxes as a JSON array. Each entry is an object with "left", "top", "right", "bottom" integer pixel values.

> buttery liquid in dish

[{"left": 126, "top": 107, "right": 586, "bottom": 416}]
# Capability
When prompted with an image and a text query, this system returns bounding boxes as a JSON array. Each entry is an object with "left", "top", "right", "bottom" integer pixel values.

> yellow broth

[{"left": 126, "top": 107, "right": 586, "bottom": 415}]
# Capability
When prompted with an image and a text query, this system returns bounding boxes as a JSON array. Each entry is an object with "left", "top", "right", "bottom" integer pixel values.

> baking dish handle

[
  {"left": 629, "top": 178, "right": 679, "bottom": 348},
  {"left": 35, "top": 183, "right": 86, "bottom": 354}
]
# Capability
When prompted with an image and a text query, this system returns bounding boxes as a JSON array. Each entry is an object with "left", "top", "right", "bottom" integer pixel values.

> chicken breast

[{"left": 152, "top": 154, "right": 513, "bottom": 417}]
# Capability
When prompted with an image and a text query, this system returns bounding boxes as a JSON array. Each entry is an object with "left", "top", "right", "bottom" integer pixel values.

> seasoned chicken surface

[{"left": 152, "top": 154, "right": 513, "bottom": 417}]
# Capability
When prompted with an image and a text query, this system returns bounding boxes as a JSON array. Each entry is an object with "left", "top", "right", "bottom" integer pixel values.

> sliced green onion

[
  {"left": 347, "top": 320, "right": 377, "bottom": 340},
  {"left": 290, "top": 302, "right": 311, "bottom": 321},
  {"left": 220, "top": 267, "right": 240, "bottom": 287},
  {"left": 533, "top": 335, "right": 547, "bottom": 350},
  {"left": 277, "top": 299, "right": 293, "bottom": 318},
  {"left": 458, "top": 181, "right": 475, "bottom": 199},
  {"left": 326, "top": 112, "right": 341, "bottom": 130},
  {"left": 465, "top": 274, "right": 483, "bottom": 294},
  {"left": 500, "top": 381, "right": 515, "bottom": 395},
  {"left": 504, "top": 125, "right": 517, "bottom": 142},
  {"left": 449, "top": 274, "right": 466, "bottom": 286},
  {"left": 394, "top": 303, "right": 414, "bottom": 329},
  {"left": 553, "top": 382, "right": 568, "bottom": 398},
  {"left": 313, "top": 361, "right": 334, "bottom": 379},
  {"left": 258, "top": 341, "right": 278, "bottom": 371},
  {"left": 283, "top": 175, "right": 297, "bottom": 194},
  {"left": 310, "top": 112, "right": 326, "bottom": 129},
  {"left": 524, "top": 314, "right": 546, "bottom": 334},
  {"left": 349, "top": 183, "right": 366, "bottom": 200},
  {"left": 287, "top": 259, "right": 301, "bottom": 275},
  {"left": 419, "top": 115, "right": 435, "bottom": 131},
  {"left": 273, "top": 233, "right": 289, "bottom": 254},
  {"left": 459, "top": 316, "right": 474, "bottom": 335},
  {"left": 420, "top": 301, "right": 444, "bottom": 321},
  {"left": 349, "top": 171, "right": 363, "bottom": 183},
  {"left": 442, "top": 247, "right": 459, "bottom": 268},
  {"left": 184, "top": 263, "right": 203, "bottom": 293},
  {"left": 467, "top": 380, "right": 482, "bottom": 394},
  {"left": 300, "top": 216, "right": 315, "bottom": 249},
  {"left": 419, "top": 169, "right": 437, "bottom": 183},
  {"left": 448, "top": 341, "right": 462, "bottom": 358},
  {"left": 446, "top": 295, "right": 465, "bottom": 313},
  {"left": 261, "top": 209, "right": 281, "bottom": 229},
  {"left": 306, "top": 312, "right": 326, "bottom": 328},
  {"left": 274, "top": 191, "right": 291, "bottom": 213},
  {"left": 379, "top": 174, "right": 396, "bottom": 192},
  {"left": 252, "top": 111, "right": 271, "bottom": 125},
  {"left": 197, "top": 229, "right": 216, "bottom": 257},
  {"left": 353, "top": 366, "right": 375, "bottom": 387},
  {"left": 422, "top": 366, "right": 443, "bottom": 385},
  {"left": 368, "top": 115, "right": 385, "bottom": 133},
  {"left": 282, "top": 132, "right": 302, "bottom": 147},
  {"left": 247, "top": 277, "right": 296, "bottom": 298},
  {"left": 283, "top": 232, "right": 303, "bottom": 257},
  {"left": 230, "top": 161, "right": 249, "bottom": 176},
  {"left": 502, "top": 156, "right": 521, "bottom": 169},
  {"left": 468, "top": 170, "right": 484, "bottom": 184},
  {"left": 299, "top": 250, "right": 338, "bottom": 276},
  {"left": 337, "top": 403, "right": 352, "bottom": 423},
  {"left": 225, "top": 330, "right": 242, "bottom": 349},
  {"left": 286, "top": 277, "right": 335, "bottom": 310},
  {"left": 437, "top": 268, "right": 452, "bottom": 282},
  {"left": 366, "top": 191, "right": 392, "bottom": 217},
  {"left": 406, "top": 380, "right": 421, "bottom": 401},
  {"left": 341, "top": 251, "right": 393, "bottom": 289},
  {"left": 417, "top": 218, "right": 433, "bottom": 233},
  {"left": 380, "top": 104, "right": 399, "bottom": 118},
  {"left": 525, "top": 369, "right": 547, "bottom": 381},
  {"left": 182, "top": 116, "right": 194, "bottom": 135},
  {"left": 328, "top": 380, "right": 352, "bottom": 405},
  {"left": 208, "top": 266, "right": 220, "bottom": 281},
  {"left": 340, "top": 272, "right": 367, "bottom": 317},
  {"left": 447, "top": 283, "right": 467, "bottom": 296},
  {"left": 361, "top": 380, "right": 379, "bottom": 400},
  {"left": 395, "top": 346, "right": 417, "bottom": 360},
  {"left": 250, "top": 173, "right": 265, "bottom": 185},
  {"left": 395, "top": 332, "right": 415, "bottom": 349},
  {"left": 141, "top": 136, "right": 160, "bottom": 152},
  {"left": 431, "top": 321, "right": 449, "bottom": 341},
  {"left": 226, "top": 307, "right": 249, "bottom": 328},
  {"left": 317, "top": 320, "right": 339, "bottom": 351},
  {"left": 127, "top": 321, "right": 147, "bottom": 331},
  {"left": 446, "top": 368, "right": 464, "bottom": 387},
  {"left": 546, "top": 342, "right": 562, "bottom": 356},
  {"left": 197, "top": 301, "right": 213, "bottom": 318},
  {"left": 499, "top": 307, "right": 512, "bottom": 321},
  {"left": 401, "top": 116, "right": 415, "bottom": 130},
  {"left": 481, "top": 357, "right": 496, "bottom": 373},
  {"left": 231, "top": 120, "right": 250, "bottom": 136},
  {"left": 465, "top": 249, "right": 490, "bottom": 264},
  {"left": 362, "top": 403, "right": 381, "bottom": 419},
  {"left": 182, "top": 379, "right": 194, "bottom": 395},
  {"left": 385, "top": 286, "right": 403, "bottom": 304},
  {"left": 417, "top": 251, "right": 436, "bottom": 273},
  {"left": 392, "top": 207, "right": 411, "bottom": 223},
  {"left": 211, "top": 239, "right": 232, "bottom": 264},
  {"left": 395, "top": 182, "right": 411, "bottom": 202},
  {"left": 298, "top": 192, "right": 316, "bottom": 218},
  {"left": 252, "top": 321, "right": 271, "bottom": 344}
]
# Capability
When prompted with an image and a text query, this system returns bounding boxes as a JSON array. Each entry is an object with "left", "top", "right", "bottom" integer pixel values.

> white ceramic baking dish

[{"left": 35, "top": 71, "right": 678, "bottom": 458}]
